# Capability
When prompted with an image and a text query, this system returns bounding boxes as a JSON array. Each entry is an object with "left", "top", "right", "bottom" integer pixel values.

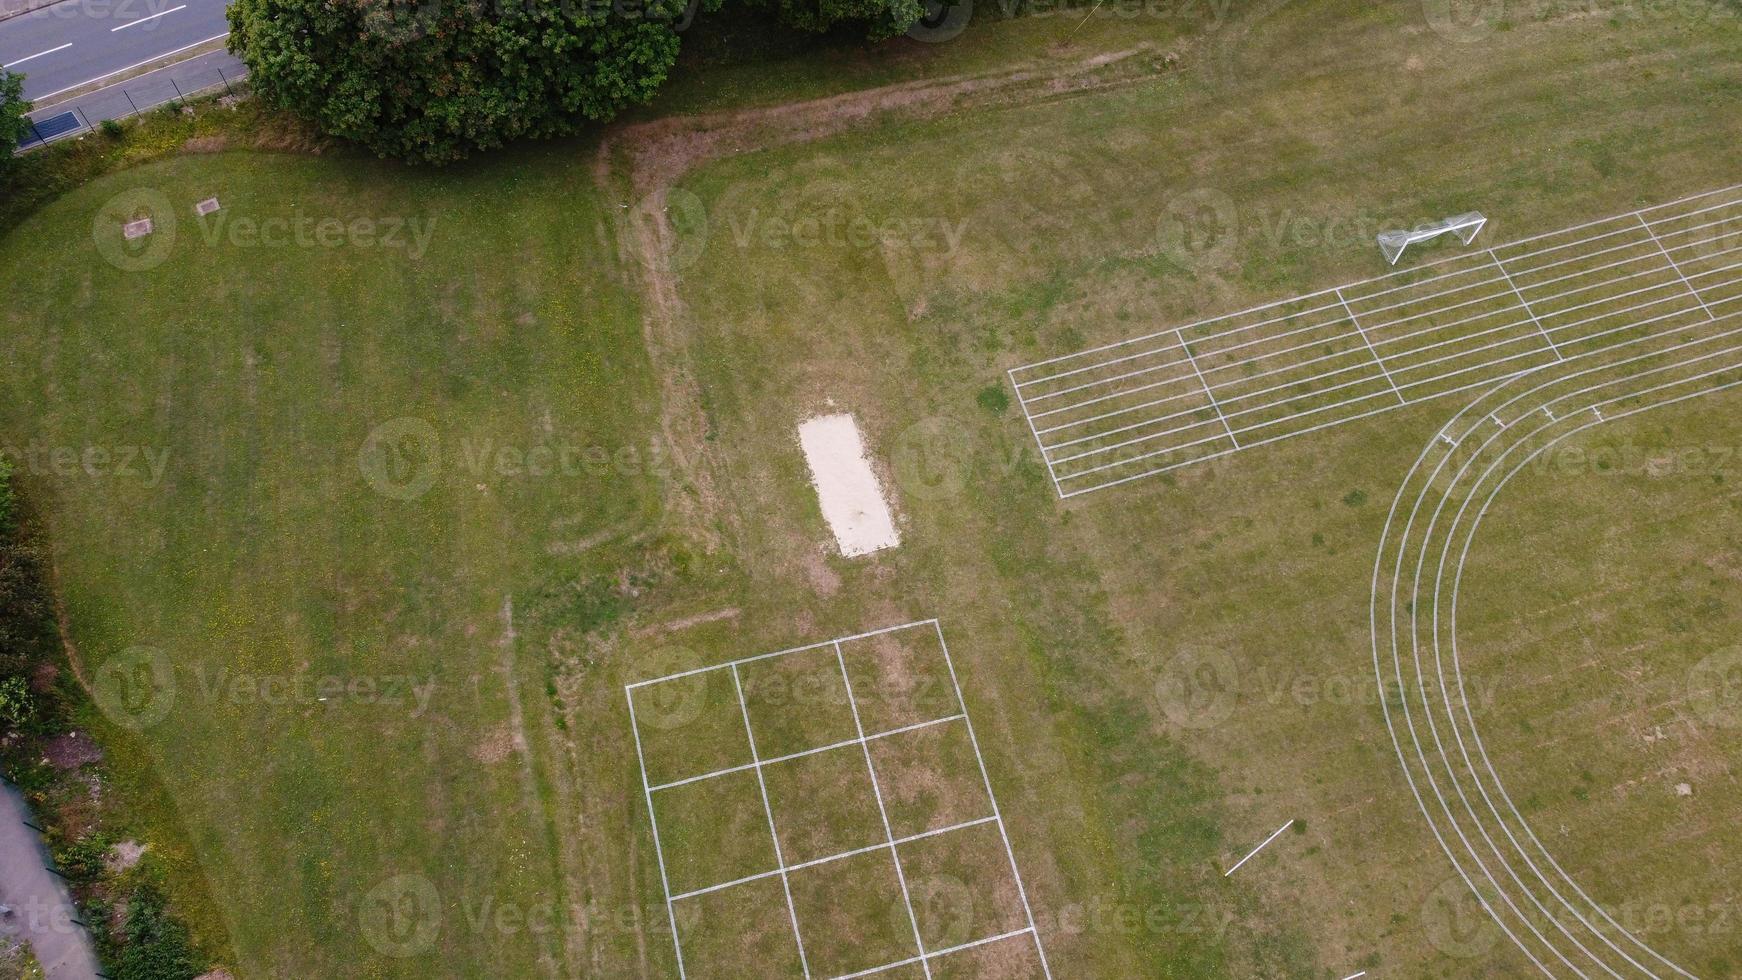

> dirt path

[{"left": 0, "top": 782, "right": 102, "bottom": 979}]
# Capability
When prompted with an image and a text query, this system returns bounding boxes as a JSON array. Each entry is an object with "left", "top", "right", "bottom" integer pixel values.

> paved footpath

[{"left": 0, "top": 782, "right": 101, "bottom": 980}]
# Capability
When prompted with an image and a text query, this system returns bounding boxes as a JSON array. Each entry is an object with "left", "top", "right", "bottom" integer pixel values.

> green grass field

[{"left": 3, "top": 0, "right": 1740, "bottom": 975}]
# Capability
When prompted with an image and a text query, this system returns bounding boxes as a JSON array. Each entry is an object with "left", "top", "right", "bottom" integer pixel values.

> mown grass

[
  {"left": 0, "top": 141, "right": 663, "bottom": 975},
  {"left": 649, "top": 0, "right": 1742, "bottom": 975},
  {"left": 2, "top": 0, "right": 1740, "bottom": 976}
]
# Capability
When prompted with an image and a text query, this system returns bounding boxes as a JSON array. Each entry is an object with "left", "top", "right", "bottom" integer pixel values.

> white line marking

[
  {"left": 1055, "top": 300, "right": 1742, "bottom": 496},
  {"left": 110, "top": 5, "right": 185, "bottom": 31},
  {"left": 628, "top": 618, "right": 941, "bottom": 688},
  {"left": 1041, "top": 260, "right": 1742, "bottom": 458},
  {"left": 648, "top": 713, "right": 964, "bottom": 792},
  {"left": 625, "top": 688, "right": 687, "bottom": 979},
  {"left": 1339, "top": 286, "right": 1405, "bottom": 405},
  {"left": 1636, "top": 212, "right": 1718, "bottom": 321},
  {"left": 730, "top": 664, "right": 811, "bottom": 978},
  {"left": 1489, "top": 248, "right": 1563, "bottom": 362},
  {"left": 635, "top": 621, "right": 1049, "bottom": 977},
  {"left": 1177, "top": 328, "right": 1239, "bottom": 449},
  {"left": 669, "top": 816, "right": 1002, "bottom": 902},
  {"left": 1008, "top": 366, "right": 1066, "bottom": 498},
  {"left": 836, "top": 641, "right": 931, "bottom": 979},
  {"left": 1011, "top": 188, "right": 1742, "bottom": 494},
  {"left": 29, "top": 32, "right": 229, "bottom": 102},
  {"left": 1049, "top": 275, "right": 1742, "bottom": 490},
  {"left": 1372, "top": 346, "right": 1742, "bottom": 978},
  {"left": 1339, "top": 973, "right": 1367, "bottom": 980},
  {"left": 3, "top": 43, "right": 70, "bottom": 69},
  {"left": 830, "top": 928, "right": 1038, "bottom": 979},
  {"left": 1028, "top": 234, "right": 1742, "bottom": 421},
  {"left": 1055, "top": 288, "right": 1742, "bottom": 481},
  {"left": 1011, "top": 183, "right": 1742, "bottom": 376},
  {"left": 1224, "top": 819, "right": 1294, "bottom": 877},
  {"left": 932, "top": 621, "right": 1053, "bottom": 979}
]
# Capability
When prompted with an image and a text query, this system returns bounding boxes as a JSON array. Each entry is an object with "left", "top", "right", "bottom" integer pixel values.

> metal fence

[{"left": 19, "top": 51, "right": 246, "bottom": 151}]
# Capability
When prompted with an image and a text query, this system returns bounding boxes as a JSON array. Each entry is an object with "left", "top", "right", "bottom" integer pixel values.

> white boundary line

[
  {"left": 931, "top": 621, "right": 1054, "bottom": 980},
  {"left": 1026, "top": 229, "right": 1742, "bottom": 422},
  {"left": 3, "top": 42, "right": 70, "bottom": 69},
  {"left": 1370, "top": 344, "right": 1742, "bottom": 976},
  {"left": 731, "top": 664, "right": 813, "bottom": 977},
  {"left": 1008, "top": 366, "right": 1066, "bottom": 496},
  {"left": 29, "top": 32, "right": 229, "bottom": 102},
  {"left": 1010, "top": 182, "right": 1742, "bottom": 377},
  {"left": 669, "top": 816, "right": 1001, "bottom": 902},
  {"left": 831, "top": 927, "right": 1038, "bottom": 979},
  {"left": 1020, "top": 206, "right": 1740, "bottom": 401},
  {"left": 1339, "top": 285, "right": 1404, "bottom": 405},
  {"left": 625, "top": 688, "right": 688, "bottom": 979},
  {"left": 648, "top": 713, "right": 964, "bottom": 792},
  {"left": 110, "top": 4, "right": 184, "bottom": 31},
  {"left": 627, "top": 620, "right": 1051, "bottom": 978},
  {"left": 628, "top": 619, "right": 936, "bottom": 689},
  {"left": 1053, "top": 287, "right": 1741, "bottom": 483},
  {"left": 1489, "top": 249, "right": 1564, "bottom": 362},
  {"left": 1177, "top": 328, "right": 1240, "bottom": 449},
  {"left": 1223, "top": 819, "right": 1294, "bottom": 877},
  {"left": 835, "top": 641, "right": 932, "bottom": 979},
  {"left": 1636, "top": 212, "right": 1718, "bottom": 321},
  {"left": 1016, "top": 195, "right": 1742, "bottom": 494},
  {"left": 1040, "top": 253, "right": 1742, "bottom": 456}
]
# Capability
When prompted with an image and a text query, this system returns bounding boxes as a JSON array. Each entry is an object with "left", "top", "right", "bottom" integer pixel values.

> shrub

[
  {"left": 0, "top": 70, "right": 28, "bottom": 172},
  {"left": 116, "top": 884, "right": 205, "bottom": 980}
]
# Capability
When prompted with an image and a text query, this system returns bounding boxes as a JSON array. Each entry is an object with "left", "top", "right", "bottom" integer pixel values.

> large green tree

[
  {"left": 229, "top": 0, "right": 938, "bottom": 164},
  {"left": 228, "top": 0, "right": 692, "bottom": 163},
  {"left": 752, "top": 0, "right": 925, "bottom": 37},
  {"left": 0, "top": 71, "right": 29, "bottom": 168}
]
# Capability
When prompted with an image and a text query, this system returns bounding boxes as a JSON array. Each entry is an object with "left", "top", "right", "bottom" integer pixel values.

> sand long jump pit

[{"left": 799, "top": 413, "right": 900, "bottom": 557}]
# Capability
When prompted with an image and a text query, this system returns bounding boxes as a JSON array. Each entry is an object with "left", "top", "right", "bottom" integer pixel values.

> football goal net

[{"left": 1377, "top": 212, "right": 1487, "bottom": 265}]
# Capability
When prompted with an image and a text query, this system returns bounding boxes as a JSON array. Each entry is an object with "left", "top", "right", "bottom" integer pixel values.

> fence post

[
  {"left": 124, "top": 89, "right": 140, "bottom": 116},
  {"left": 170, "top": 77, "right": 184, "bottom": 102},
  {"left": 74, "top": 106, "right": 93, "bottom": 133},
  {"left": 217, "top": 64, "right": 231, "bottom": 96},
  {"left": 25, "top": 118, "right": 44, "bottom": 146}
]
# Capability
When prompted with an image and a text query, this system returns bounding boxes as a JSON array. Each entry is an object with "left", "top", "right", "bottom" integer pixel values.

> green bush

[
  {"left": 0, "top": 70, "right": 28, "bottom": 173},
  {"left": 53, "top": 833, "right": 113, "bottom": 884},
  {"left": 227, "top": 0, "right": 932, "bottom": 164},
  {"left": 101, "top": 118, "right": 125, "bottom": 139},
  {"left": 0, "top": 675, "right": 31, "bottom": 730},
  {"left": 115, "top": 884, "right": 204, "bottom": 980}
]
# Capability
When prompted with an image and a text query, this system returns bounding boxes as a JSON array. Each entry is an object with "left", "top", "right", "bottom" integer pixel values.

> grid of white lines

[
  {"left": 1009, "top": 183, "right": 1742, "bottom": 496},
  {"left": 626, "top": 620, "right": 1052, "bottom": 980}
]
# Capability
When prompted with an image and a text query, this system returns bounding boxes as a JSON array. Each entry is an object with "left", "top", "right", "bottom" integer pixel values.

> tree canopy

[
  {"left": 0, "top": 71, "right": 29, "bottom": 169},
  {"left": 228, "top": 0, "right": 692, "bottom": 164},
  {"left": 229, "top": 0, "right": 932, "bottom": 164}
]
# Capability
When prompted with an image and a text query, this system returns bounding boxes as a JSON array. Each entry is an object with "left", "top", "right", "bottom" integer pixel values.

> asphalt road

[{"left": 0, "top": 0, "right": 229, "bottom": 102}]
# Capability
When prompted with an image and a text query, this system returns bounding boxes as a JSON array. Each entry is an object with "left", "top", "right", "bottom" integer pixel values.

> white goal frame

[{"left": 1378, "top": 211, "right": 1487, "bottom": 265}]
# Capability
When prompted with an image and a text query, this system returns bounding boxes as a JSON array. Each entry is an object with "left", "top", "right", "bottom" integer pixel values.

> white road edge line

[
  {"left": 3, "top": 42, "right": 70, "bottom": 69},
  {"left": 1224, "top": 819, "right": 1294, "bottom": 877},
  {"left": 110, "top": 4, "right": 186, "bottom": 31},
  {"left": 31, "top": 32, "right": 229, "bottom": 102}
]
